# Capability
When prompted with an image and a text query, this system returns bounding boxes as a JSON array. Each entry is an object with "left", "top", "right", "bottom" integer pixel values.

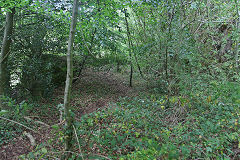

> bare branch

[{"left": 0, "top": 116, "right": 37, "bottom": 133}]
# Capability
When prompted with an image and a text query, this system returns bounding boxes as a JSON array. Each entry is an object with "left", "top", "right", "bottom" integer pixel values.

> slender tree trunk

[
  {"left": 165, "top": 5, "right": 175, "bottom": 106},
  {"left": 130, "top": 39, "right": 145, "bottom": 80},
  {"left": 0, "top": 8, "right": 15, "bottom": 101},
  {"left": 117, "top": 61, "right": 120, "bottom": 72},
  {"left": 62, "top": 0, "right": 79, "bottom": 159},
  {"left": 235, "top": 0, "right": 240, "bottom": 68},
  {"left": 115, "top": 48, "right": 121, "bottom": 72},
  {"left": 129, "top": 64, "right": 133, "bottom": 87},
  {"left": 124, "top": 9, "right": 133, "bottom": 87},
  {"left": 73, "top": 28, "right": 96, "bottom": 83}
]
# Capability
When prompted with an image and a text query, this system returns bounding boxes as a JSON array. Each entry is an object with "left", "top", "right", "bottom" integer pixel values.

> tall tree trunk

[
  {"left": 235, "top": 0, "right": 240, "bottom": 68},
  {"left": 0, "top": 8, "right": 15, "bottom": 101},
  {"left": 165, "top": 5, "right": 175, "bottom": 106},
  {"left": 124, "top": 9, "right": 133, "bottom": 87},
  {"left": 62, "top": 0, "right": 79, "bottom": 159}
]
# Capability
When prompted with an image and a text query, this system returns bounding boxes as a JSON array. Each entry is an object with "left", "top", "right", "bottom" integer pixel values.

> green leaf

[
  {"left": 206, "top": 147, "right": 212, "bottom": 153},
  {"left": 52, "top": 124, "right": 59, "bottom": 130},
  {"left": 0, "top": 110, "right": 8, "bottom": 116},
  {"left": 87, "top": 118, "right": 94, "bottom": 126},
  {"left": 41, "top": 147, "right": 47, "bottom": 154},
  {"left": 135, "top": 132, "right": 140, "bottom": 138}
]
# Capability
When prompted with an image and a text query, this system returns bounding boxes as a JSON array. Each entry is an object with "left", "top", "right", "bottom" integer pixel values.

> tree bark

[
  {"left": 0, "top": 8, "right": 15, "bottom": 100},
  {"left": 62, "top": 0, "right": 79, "bottom": 159},
  {"left": 124, "top": 9, "right": 133, "bottom": 87},
  {"left": 235, "top": 0, "right": 240, "bottom": 68}
]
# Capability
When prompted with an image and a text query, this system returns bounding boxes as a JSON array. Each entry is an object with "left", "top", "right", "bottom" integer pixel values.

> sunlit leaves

[{"left": 1, "top": 0, "right": 30, "bottom": 11}]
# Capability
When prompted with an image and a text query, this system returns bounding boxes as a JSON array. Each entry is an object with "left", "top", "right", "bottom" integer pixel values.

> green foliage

[
  {"left": 74, "top": 88, "right": 239, "bottom": 159},
  {"left": 15, "top": 54, "right": 67, "bottom": 98},
  {"left": 0, "top": 0, "right": 29, "bottom": 11},
  {"left": 19, "top": 143, "right": 49, "bottom": 160},
  {"left": 0, "top": 96, "right": 32, "bottom": 145},
  {"left": 2, "top": 0, "right": 240, "bottom": 159}
]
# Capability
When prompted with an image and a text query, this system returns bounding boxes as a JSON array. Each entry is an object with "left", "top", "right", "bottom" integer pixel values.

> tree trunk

[
  {"left": 235, "top": 0, "right": 240, "bottom": 68},
  {"left": 73, "top": 28, "right": 96, "bottom": 84},
  {"left": 124, "top": 9, "right": 133, "bottom": 87},
  {"left": 165, "top": 5, "right": 175, "bottom": 106},
  {"left": 130, "top": 40, "right": 145, "bottom": 80},
  {"left": 117, "top": 61, "right": 120, "bottom": 72},
  {"left": 62, "top": 0, "right": 79, "bottom": 159},
  {"left": 0, "top": 8, "right": 15, "bottom": 100}
]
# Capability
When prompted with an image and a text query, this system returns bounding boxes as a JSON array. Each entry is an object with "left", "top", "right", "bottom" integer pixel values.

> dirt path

[
  {"left": 0, "top": 69, "right": 136, "bottom": 160},
  {"left": 71, "top": 69, "right": 135, "bottom": 115}
]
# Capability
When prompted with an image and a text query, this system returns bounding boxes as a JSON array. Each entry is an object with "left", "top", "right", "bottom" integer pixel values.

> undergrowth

[
  {"left": 72, "top": 81, "right": 240, "bottom": 159},
  {"left": 75, "top": 92, "right": 239, "bottom": 159},
  {"left": 0, "top": 96, "right": 32, "bottom": 146},
  {"left": 5, "top": 81, "right": 240, "bottom": 159}
]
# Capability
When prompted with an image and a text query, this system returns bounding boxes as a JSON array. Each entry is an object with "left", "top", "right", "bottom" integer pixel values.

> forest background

[{"left": 0, "top": 0, "right": 240, "bottom": 159}]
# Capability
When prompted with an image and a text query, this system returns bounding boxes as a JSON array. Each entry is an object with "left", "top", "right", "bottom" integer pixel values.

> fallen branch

[
  {"left": 51, "top": 119, "right": 65, "bottom": 128},
  {"left": 24, "top": 116, "right": 50, "bottom": 127},
  {"left": 23, "top": 131, "right": 36, "bottom": 146},
  {"left": 0, "top": 116, "right": 37, "bottom": 133},
  {"left": 91, "top": 154, "right": 112, "bottom": 160}
]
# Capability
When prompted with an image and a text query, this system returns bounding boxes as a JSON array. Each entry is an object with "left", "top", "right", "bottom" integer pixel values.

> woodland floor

[{"left": 0, "top": 69, "right": 139, "bottom": 160}]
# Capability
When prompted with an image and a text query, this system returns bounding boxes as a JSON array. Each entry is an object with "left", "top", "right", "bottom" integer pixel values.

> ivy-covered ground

[
  {"left": 1, "top": 70, "right": 240, "bottom": 159},
  {"left": 75, "top": 93, "right": 240, "bottom": 159}
]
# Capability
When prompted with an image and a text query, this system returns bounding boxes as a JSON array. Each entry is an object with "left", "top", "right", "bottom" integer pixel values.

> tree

[
  {"left": 0, "top": 8, "right": 15, "bottom": 102},
  {"left": 124, "top": 9, "right": 134, "bottom": 87},
  {"left": 62, "top": 0, "right": 79, "bottom": 159}
]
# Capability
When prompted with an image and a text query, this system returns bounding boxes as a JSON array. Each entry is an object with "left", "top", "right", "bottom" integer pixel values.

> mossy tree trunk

[
  {"left": 62, "top": 0, "right": 79, "bottom": 159},
  {"left": 0, "top": 8, "right": 15, "bottom": 104}
]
